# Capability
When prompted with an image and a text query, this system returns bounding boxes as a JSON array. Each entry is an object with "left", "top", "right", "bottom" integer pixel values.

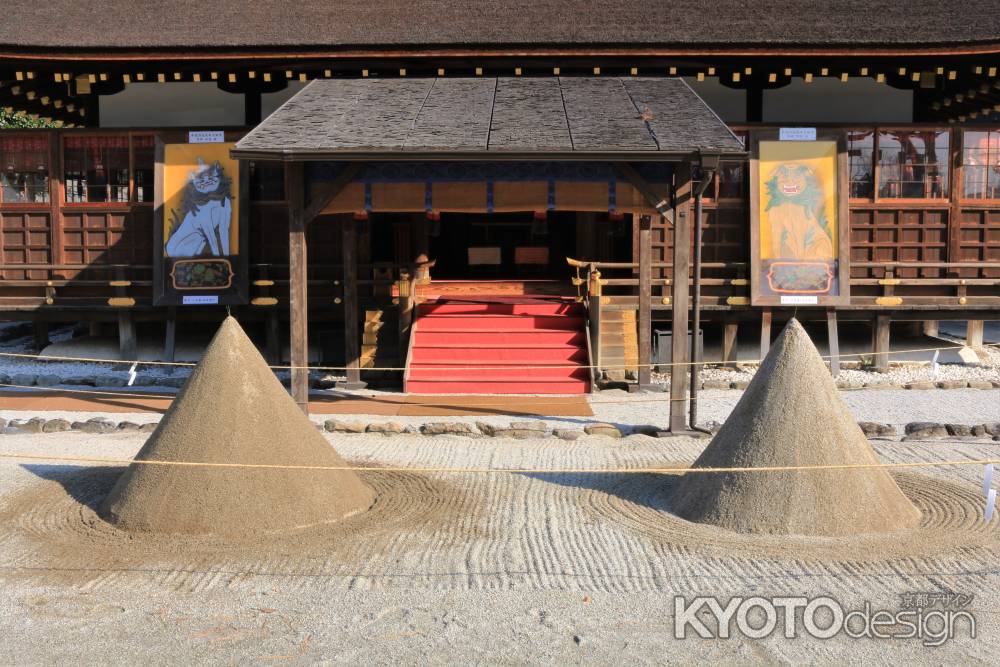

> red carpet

[{"left": 405, "top": 299, "right": 591, "bottom": 394}]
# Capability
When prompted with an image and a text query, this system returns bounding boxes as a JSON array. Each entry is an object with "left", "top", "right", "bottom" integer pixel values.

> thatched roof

[
  {"left": 1, "top": 1, "right": 998, "bottom": 52},
  {"left": 234, "top": 78, "right": 745, "bottom": 160}
]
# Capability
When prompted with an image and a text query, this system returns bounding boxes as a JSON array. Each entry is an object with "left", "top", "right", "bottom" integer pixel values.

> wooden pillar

[
  {"left": 873, "top": 313, "right": 891, "bottom": 372},
  {"left": 244, "top": 88, "right": 263, "bottom": 126},
  {"left": 266, "top": 311, "right": 281, "bottom": 364},
  {"left": 163, "top": 307, "right": 177, "bottom": 362},
  {"left": 118, "top": 311, "right": 137, "bottom": 361},
  {"left": 721, "top": 317, "right": 739, "bottom": 368},
  {"left": 286, "top": 162, "right": 310, "bottom": 413},
  {"left": 759, "top": 308, "right": 772, "bottom": 359},
  {"left": 33, "top": 320, "right": 50, "bottom": 351},
  {"left": 967, "top": 320, "right": 985, "bottom": 349},
  {"left": 637, "top": 215, "right": 652, "bottom": 389},
  {"left": 669, "top": 165, "right": 692, "bottom": 432},
  {"left": 826, "top": 309, "right": 840, "bottom": 378},
  {"left": 341, "top": 215, "right": 366, "bottom": 390},
  {"left": 923, "top": 321, "right": 940, "bottom": 337}
]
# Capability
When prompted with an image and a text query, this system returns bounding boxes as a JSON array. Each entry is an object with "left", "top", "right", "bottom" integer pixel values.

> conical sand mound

[
  {"left": 671, "top": 319, "right": 921, "bottom": 537},
  {"left": 100, "top": 317, "right": 376, "bottom": 536}
]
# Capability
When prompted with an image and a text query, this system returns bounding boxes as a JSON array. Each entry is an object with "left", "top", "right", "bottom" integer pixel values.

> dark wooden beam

[
  {"left": 341, "top": 214, "right": 366, "bottom": 390},
  {"left": 668, "top": 164, "right": 692, "bottom": 432},
  {"left": 637, "top": 214, "right": 652, "bottom": 389},
  {"left": 615, "top": 162, "right": 674, "bottom": 221},
  {"left": 873, "top": 313, "right": 891, "bottom": 372},
  {"left": 286, "top": 161, "right": 310, "bottom": 413},
  {"left": 303, "top": 163, "right": 363, "bottom": 224},
  {"left": 826, "top": 309, "right": 840, "bottom": 377}
]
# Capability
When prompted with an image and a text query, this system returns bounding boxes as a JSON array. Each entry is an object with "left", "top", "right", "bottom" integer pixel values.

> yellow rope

[{"left": 1, "top": 451, "right": 998, "bottom": 475}]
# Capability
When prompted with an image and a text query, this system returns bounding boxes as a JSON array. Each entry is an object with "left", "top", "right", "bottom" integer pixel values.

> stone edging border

[{"left": 2, "top": 416, "right": 998, "bottom": 443}]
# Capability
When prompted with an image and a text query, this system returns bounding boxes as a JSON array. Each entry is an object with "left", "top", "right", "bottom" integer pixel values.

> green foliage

[{"left": 0, "top": 110, "right": 58, "bottom": 129}]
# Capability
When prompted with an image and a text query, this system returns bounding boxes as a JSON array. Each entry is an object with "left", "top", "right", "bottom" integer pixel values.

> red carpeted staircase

[{"left": 404, "top": 300, "right": 590, "bottom": 394}]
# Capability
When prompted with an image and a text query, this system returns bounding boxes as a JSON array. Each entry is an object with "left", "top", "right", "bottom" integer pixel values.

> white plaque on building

[
  {"left": 779, "top": 295, "right": 819, "bottom": 305},
  {"left": 778, "top": 127, "right": 817, "bottom": 141},
  {"left": 188, "top": 130, "right": 226, "bottom": 144},
  {"left": 182, "top": 295, "right": 220, "bottom": 305}
]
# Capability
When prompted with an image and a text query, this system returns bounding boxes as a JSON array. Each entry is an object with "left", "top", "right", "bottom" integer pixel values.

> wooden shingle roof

[
  {"left": 233, "top": 78, "right": 746, "bottom": 161},
  {"left": 1, "top": 1, "right": 998, "bottom": 52}
]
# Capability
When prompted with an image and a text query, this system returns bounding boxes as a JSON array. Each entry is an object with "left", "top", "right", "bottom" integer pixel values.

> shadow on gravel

[
  {"left": 520, "top": 471, "right": 678, "bottom": 513},
  {"left": 21, "top": 464, "right": 123, "bottom": 512}
]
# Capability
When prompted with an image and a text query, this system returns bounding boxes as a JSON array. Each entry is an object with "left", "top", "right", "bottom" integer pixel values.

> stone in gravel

[
  {"left": 945, "top": 424, "right": 974, "bottom": 437},
  {"left": 116, "top": 421, "right": 141, "bottom": 432},
  {"left": 993, "top": 381, "right": 1000, "bottom": 389},
  {"left": 42, "top": 418, "right": 71, "bottom": 433},
  {"left": 966, "top": 380, "right": 993, "bottom": 389},
  {"left": 972, "top": 425, "right": 990, "bottom": 438},
  {"left": 475, "top": 422, "right": 498, "bottom": 437},
  {"left": 863, "top": 383, "right": 896, "bottom": 390},
  {"left": 584, "top": 423, "right": 622, "bottom": 438},
  {"left": 702, "top": 380, "right": 731, "bottom": 390},
  {"left": 324, "top": 419, "right": 366, "bottom": 434},
  {"left": 132, "top": 375, "right": 159, "bottom": 387},
  {"left": 983, "top": 423, "right": 1000, "bottom": 437},
  {"left": 553, "top": 429, "right": 582, "bottom": 441},
  {"left": 630, "top": 425, "right": 663, "bottom": 437},
  {"left": 95, "top": 374, "right": 127, "bottom": 388},
  {"left": 421, "top": 422, "right": 475, "bottom": 436},
  {"left": 35, "top": 374, "right": 61, "bottom": 387},
  {"left": 903, "top": 422, "right": 949, "bottom": 439},
  {"left": 510, "top": 421, "right": 547, "bottom": 432},
  {"left": 72, "top": 418, "right": 117, "bottom": 434},
  {"left": 730, "top": 381, "right": 750, "bottom": 390},
  {"left": 937, "top": 380, "right": 969, "bottom": 390},
  {"left": 0, "top": 417, "right": 6, "bottom": 430},
  {"left": 0, "top": 427, "right": 22, "bottom": 434},
  {"left": 100, "top": 317, "right": 375, "bottom": 536},
  {"left": 367, "top": 422, "right": 405, "bottom": 435},
  {"left": 858, "top": 422, "right": 896, "bottom": 438},
  {"left": 12, "top": 373, "right": 36, "bottom": 387},
  {"left": 138, "top": 423, "right": 158, "bottom": 433},
  {"left": 9, "top": 417, "right": 46, "bottom": 434},
  {"left": 62, "top": 376, "right": 97, "bottom": 386},
  {"left": 671, "top": 319, "right": 920, "bottom": 537},
  {"left": 905, "top": 381, "right": 936, "bottom": 390}
]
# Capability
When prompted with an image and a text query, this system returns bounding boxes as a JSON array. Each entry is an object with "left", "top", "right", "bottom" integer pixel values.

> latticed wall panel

[
  {"left": 0, "top": 211, "right": 51, "bottom": 280},
  {"left": 848, "top": 207, "right": 948, "bottom": 278}
]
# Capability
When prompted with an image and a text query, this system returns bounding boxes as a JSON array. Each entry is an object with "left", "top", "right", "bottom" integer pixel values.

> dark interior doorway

[{"left": 428, "top": 212, "right": 577, "bottom": 279}]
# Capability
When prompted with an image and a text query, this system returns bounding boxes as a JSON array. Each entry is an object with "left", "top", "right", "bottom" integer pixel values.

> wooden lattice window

[
  {"left": 962, "top": 130, "right": 1000, "bottom": 200},
  {"left": 133, "top": 136, "right": 155, "bottom": 203},
  {"left": 847, "top": 130, "right": 874, "bottom": 199},
  {"left": 876, "top": 130, "right": 949, "bottom": 199},
  {"left": 64, "top": 136, "right": 130, "bottom": 203},
  {"left": 0, "top": 135, "right": 49, "bottom": 204}
]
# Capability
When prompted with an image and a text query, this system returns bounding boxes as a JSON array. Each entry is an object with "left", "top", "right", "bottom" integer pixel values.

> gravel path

[{"left": 0, "top": 432, "right": 998, "bottom": 664}]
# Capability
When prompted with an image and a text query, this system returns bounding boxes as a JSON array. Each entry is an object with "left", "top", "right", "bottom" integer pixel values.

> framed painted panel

[
  {"left": 749, "top": 129, "right": 850, "bottom": 306},
  {"left": 153, "top": 139, "right": 249, "bottom": 306}
]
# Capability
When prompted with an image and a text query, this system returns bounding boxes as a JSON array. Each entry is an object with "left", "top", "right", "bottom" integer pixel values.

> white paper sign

[
  {"left": 780, "top": 295, "right": 819, "bottom": 305},
  {"left": 779, "top": 127, "right": 817, "bottom": 141},
  {"left": 182, "top": 295, "right": 219, "bottom": 305},
  {"left": 188, "top": 131, "right": 226, "bottom": 144}
]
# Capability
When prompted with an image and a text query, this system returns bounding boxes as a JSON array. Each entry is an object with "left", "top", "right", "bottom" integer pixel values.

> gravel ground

[
  {"left": 1, "top": 386, "right": 998, "bottom": 435},
  {"left": 0, "top": 432, "right": 998, "bottom": 664}
]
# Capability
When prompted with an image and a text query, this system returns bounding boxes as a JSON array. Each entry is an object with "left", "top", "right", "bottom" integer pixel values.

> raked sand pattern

[{"left": 1, "top": 432, "right": 1000, "bottom": 662}]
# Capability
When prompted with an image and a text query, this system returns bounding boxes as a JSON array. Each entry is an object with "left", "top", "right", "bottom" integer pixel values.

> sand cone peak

[
  {"left": 671, "top": 318, "right": 921, "bottom": 537},
  {"left": 100, "top": 316, "right": 375, "bottom": 536}
]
